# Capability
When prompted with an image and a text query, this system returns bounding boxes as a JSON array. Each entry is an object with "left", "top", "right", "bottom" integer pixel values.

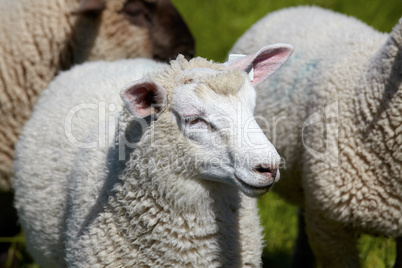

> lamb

[
  {"left": 12, "top": 44, "right": 293, "bottom": 267},
  {"left": 229, "top": 6, "right": 402, "bottom": 267},
  {"left": 0, "top": 0, "right": 194, "bottom": 259}
]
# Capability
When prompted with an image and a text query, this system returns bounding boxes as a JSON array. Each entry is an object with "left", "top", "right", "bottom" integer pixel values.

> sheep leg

[
  {"left": 395, "top": 237, "right": 402, "bottom": 268},
  {"left": 304, "top": 208, "right": 359, "bottom": 268},
  {"left": 291, "top": 208, "right": 317, "bottom": 268}
]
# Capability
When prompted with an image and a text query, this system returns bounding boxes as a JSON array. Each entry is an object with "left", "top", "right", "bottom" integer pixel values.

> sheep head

[{"left": 120, "top": 44, "right": 293, "bottom": 198}]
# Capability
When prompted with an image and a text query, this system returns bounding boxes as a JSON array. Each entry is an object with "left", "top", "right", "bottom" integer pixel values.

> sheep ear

[
  {"left": 71, "top": 0, "right": 106, "bottom": 15},
  {"left": 120, "top": 79, "right": 167, "bottom": 118},
  {"left": 226, "top": 44, "right": 294, "bottom": 86}
]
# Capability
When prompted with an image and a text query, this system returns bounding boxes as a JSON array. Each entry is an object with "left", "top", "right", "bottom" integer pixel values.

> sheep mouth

[{"left": 234, "top": 174, "right": 273, "bottom": 197}]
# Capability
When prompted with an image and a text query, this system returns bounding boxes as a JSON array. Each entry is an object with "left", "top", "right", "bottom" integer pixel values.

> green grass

[
  {"left": 258, "top": 193, "right": 298, "bottom": 268},
  {"left": 359, "top": 235, "right": 396, "bottom": 268},
  {"left": 0, "top": 232, "right": 39, "bottom": 268},
  {"left": 2, "top": 0, "right": 401, "bottom": 267},
  {"left": 257, "top": 193, "right": 396, "bottom": 268}
]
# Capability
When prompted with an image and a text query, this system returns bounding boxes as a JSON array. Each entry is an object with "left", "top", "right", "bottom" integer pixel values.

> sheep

[
  {"left": 0, "top": 0, "right": 194, "bottom": 193},
  {"left": 12, "top": 44, "right": 294, "bottom": 267},
  {"left": 0, "top": 0, "right": 194, "bottom": 261},
  {"left": 229, "top": 6, "right": 402, "bottom": 268}
]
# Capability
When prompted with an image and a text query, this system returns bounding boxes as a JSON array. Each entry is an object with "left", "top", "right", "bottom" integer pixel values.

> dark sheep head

[{"left": 71, "top": 0, "right": 195, "bottom": 62}]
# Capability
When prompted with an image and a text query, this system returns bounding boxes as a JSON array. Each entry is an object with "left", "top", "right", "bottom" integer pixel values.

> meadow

[{"left": 2, "top": 0, "right": 401, "bottom": 267}]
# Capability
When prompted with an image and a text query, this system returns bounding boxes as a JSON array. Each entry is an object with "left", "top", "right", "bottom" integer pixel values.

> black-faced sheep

[
  {"left": 230, "top": 6, "right": 402, "bottom": 268},
  {"left": 13, "top": 44, "right": 293, "bottom": 267}
]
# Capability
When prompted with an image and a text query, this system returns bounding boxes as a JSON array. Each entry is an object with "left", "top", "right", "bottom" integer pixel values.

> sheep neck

[
  {"left": 108, "top": 178, "right": 246, "bottom": 266},
  {"left": 98, "top": 156, "right": 262, "bottom": 267}
]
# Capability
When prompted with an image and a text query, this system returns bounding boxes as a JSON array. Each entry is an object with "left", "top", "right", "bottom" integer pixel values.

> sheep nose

[{"left": 254, "top": 164, "right": 278, "bottom": 182}]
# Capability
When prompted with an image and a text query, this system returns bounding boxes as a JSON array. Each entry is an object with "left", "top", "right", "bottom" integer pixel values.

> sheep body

[
  {"left": 13, "top": 45, "right": 294, "bottom": 267},
  {"left": 230, "top": 6, "right": 402, "bottom": 267}
]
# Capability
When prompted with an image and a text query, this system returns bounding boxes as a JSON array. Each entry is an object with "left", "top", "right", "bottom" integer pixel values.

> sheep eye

[
  {"left": 190, "top": 118, "right": 201, "bottom": 125},
  {"left": 184, "top": 116, "right": 206, "bottom": 126}
]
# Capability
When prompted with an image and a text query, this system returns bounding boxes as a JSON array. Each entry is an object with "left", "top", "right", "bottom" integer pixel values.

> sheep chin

[{"left": 233, "top": 173, "right": 274, "bottom": 197}]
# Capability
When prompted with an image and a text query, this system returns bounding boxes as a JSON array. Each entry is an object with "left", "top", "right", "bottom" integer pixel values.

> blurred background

[{"left": 2, "top": 0, "right": 401, "bottom": 267}]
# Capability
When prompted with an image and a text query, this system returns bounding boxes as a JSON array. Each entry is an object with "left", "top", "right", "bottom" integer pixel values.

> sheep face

[
  {"left": 170, "top": 69, "right": 281, "bottom": 197},
  {"left": 121, "top": 45, "right": 294, "bottom": 197},
  {"left": 121, "top": 71, "right": 279, "bottom": 198},
  {"left": 71, "top": 0, "right": 195, "bottom": 62}
]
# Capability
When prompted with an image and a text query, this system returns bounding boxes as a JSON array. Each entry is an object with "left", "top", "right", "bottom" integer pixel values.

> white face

[
  {"left": 170, "top": 68, "right": 281, "bottom": 197},
  {"left": 121, "top": 45, "right": 294, "bottom": 197}
]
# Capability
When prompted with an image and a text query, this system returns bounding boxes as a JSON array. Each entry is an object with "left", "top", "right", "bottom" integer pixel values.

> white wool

[
  {"left": 230, "top": 6, "right": 402, "bottom": 267},
  {"left": 13, "top": 58, "right": 266, "bottom": 267}
]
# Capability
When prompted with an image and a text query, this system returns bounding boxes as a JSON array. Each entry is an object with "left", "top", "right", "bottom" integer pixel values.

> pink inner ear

[
  {"left": 252, "top": 46, "right": 293, "bottom": 85},
  {"left": 122, "top": 80, "right": 166, "bottom": 118},
  {"left": 227, "top": 44, "right": 293, "bottom": 86},
  {"left": 126, "top": 86, "right": 157, "bottom": 117}
]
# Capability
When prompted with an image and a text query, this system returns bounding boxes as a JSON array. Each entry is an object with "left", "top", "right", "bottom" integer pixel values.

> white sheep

[
  {"left": 0, "top": 0, "right": 194, "bottom": 258},
  {"left": 13, "top": 44, "right": 293, "bottom": 267},
  {"left": 229, "top": 6, "right": 402, "bottom": 268}
]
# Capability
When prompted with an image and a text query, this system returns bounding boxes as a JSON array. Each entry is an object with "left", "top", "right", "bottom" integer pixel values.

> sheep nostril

[
  {"left": 255, "top": 164, "right": 277, "bottom": 180},
  {"left": 256, "top": 165, "right": 271, "bottom": 173}
]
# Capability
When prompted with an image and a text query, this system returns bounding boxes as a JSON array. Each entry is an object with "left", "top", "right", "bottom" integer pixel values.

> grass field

[{"left": 2, "top": 0, "right": 401, "bottom": 267}]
